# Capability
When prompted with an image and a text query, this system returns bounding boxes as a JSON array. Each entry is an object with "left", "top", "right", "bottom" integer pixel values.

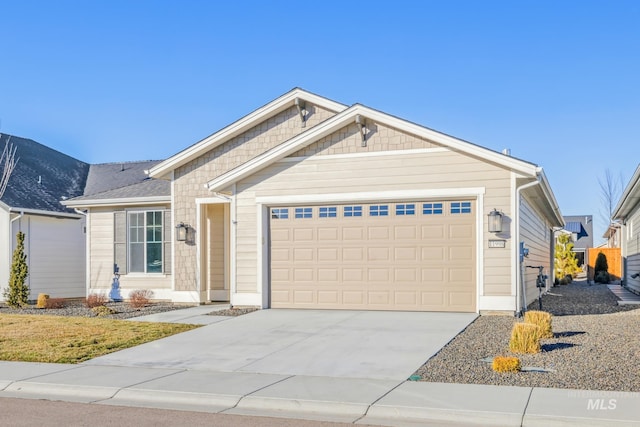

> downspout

[{"left": 515, "top": 177, "right": 541, "bottom": 316}]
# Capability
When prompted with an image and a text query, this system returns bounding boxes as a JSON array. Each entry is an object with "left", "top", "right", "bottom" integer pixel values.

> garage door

[{"left": 269, "top": 200, "right": 476, "bottom": 312}]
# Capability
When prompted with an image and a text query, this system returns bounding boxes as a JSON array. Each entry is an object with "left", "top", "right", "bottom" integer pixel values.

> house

[
  {"left": 611, "top": 164, "right": 640, "bottom": 294},
  {"left": 603, "top": 223, "right": 621, "bottom": 248},
  {"left": 561, "top": 215, "right": 593, "bottom": 269},
  {"left": 64, "top": 88, "right": 563, "bottom": 314},
  {"left": 0, "top": 134, "right": 89, "bottom": 300}
]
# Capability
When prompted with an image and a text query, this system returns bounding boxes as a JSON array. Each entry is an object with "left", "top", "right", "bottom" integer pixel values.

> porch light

[
  {"left": 176, "top": 222, "right": 188, "bottom": 242},
  {"left": 488, "top": 209, "right": 503, "bottom": 233}
]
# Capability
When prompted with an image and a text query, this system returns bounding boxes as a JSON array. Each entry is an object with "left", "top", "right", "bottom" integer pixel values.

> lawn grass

[{"left": 0, "top": 314, "right": 199, "bottom": 363}]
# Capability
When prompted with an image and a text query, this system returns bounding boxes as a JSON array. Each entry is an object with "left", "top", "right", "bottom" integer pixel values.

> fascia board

[
  {"left": 360, "top": 107, "right": 540, "bottom": 177},
  {"left": 148, "top": 89, "right": 348, "bottom": 179},
  {"left": 537, "top": 169, "right": 564, "bottom": 227},
  {"left": 208, "top": 104, "right": 542, "bottom": 192},
  {"left": 62, "top": 196, "right": 171, "bottom": 209},
  {"left": 612, "top": 164, "right": 640, "bottom": 220},
  {"left": 0, "top": 200, "right": 10, "bottom": 212},
  {"left": 8, "top": 207, "right": 83, "bottom": 219}
]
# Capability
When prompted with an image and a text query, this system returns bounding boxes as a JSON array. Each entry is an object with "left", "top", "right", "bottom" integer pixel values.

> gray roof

[
  {"left": 84, "top": 160, "right": 163, "bottom": 196},
  {"left": 0, "top": 133, "right": 89, "bottom": 213},
  {"left": 71, "top": 177, "right": 170, "bottom": 202}
]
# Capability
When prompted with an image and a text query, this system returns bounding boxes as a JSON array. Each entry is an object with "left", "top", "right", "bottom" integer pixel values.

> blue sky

[{"left": 1, "top": 1, "right": 639, "bottom": 242}]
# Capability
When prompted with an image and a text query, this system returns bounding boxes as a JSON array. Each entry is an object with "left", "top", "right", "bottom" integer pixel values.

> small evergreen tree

[
  {"left": 594, "top": 252, "right": 610, "bottom": 283},
  {"left": 554, "top": 233, "right": 581, "bottom": 280},
  {"left": 3, "top": 231, "right": 29, "bottom": 308}
]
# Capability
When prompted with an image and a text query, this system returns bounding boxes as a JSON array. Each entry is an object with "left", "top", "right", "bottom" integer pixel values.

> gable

[
  {"left": 149, "top": 88, "right": 348, "bottom": 180},
  {"left": 288, "top": 121, "right": 442, "bottom": 158}
]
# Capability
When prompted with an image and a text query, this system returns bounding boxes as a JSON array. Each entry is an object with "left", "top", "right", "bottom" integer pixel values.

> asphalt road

[{"left": 0, "top": 397, "right": 380, "bottom": 427}]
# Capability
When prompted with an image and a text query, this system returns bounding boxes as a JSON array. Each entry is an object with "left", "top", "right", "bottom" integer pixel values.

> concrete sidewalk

[{"left": 0, "top": 361, "right": 638, "bottom": 426}]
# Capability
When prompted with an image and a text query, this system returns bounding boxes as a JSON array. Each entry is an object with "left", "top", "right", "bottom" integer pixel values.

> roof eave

[
  {"left": 612, "top": 164, "right": 640, "bottom": 220},
  {"left": 208, "top": 104, "right": 544, "bottom": 192},
  {"left": 149, "top": 88, "right": 348, "bottom": 179},
  {"left": 62, "top": 196, "right": 171, "bottom": 209}
]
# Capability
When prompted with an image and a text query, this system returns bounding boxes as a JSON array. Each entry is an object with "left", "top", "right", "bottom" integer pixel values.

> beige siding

[
  {"left": 290, "top": 122, "right": 439, "bottom": 157},
  {"left": 624, "top": 206, "right": 640, "bottom": 293},
  {"left": 88, "top": 206, "right": 172, "bottom": 293},
  {"left": 520, "top": 195, "right": 552, "bottom": 305},
  {"left": 172, "top": 104, "right": 338, "bottom": 293},
  {"left": 236, "top": 148, "right": 513, "bottom": 296},
  {"left": 205, "top": 203, "right": 226, "bottom": 291}
]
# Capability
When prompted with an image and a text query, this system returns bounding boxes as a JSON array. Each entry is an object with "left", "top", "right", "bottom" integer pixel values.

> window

[
  {"left": 271, "top": 208, "right": 289, "bottom": 219},
  {"left": 451, "top": 201, "right": 472, "bottom": 214},
  {"left": 295, "top": 207, "right": 313, "bottom": 219},
  {"left": 128, "top": 211, "right": 163, "bottom": 273},
  {"left": 370, "top": 205, "right": 389, "bottom": 216},
  {"left": 344, "top": 206, "right": 362, "bottom": 217},
  {"left": 396, "top": 204, "right": 415, "bottom": 216},
  {"left": 319, "top": 206, "right": 337, "bottom": 218},
  {"left": 423, "top": 203, "right": 443, "bottom": 215}
]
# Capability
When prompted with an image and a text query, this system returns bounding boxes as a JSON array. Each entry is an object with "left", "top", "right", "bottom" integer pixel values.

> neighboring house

[
  {"left": 0, "top": 134, "right": 89, "bottom": 300},
  {"left": 611, "top": 164, "right": 640, "bottom": 294},
  {"left": 561, "top": 215, "right": 593, "bottom": 268},
  {"left": 603, "top": 223, "right": 621, "bottom": 248},
  {"left": 64, "top": 88, "right": 563, "bottom": 314}
]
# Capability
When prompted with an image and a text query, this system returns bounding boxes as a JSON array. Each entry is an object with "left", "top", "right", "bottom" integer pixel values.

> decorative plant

[
  {"left": 128, "top": 289, "right": 154, "bottom": 308},
  {"left": 524, "top": 310, "right": 553, "bottom": 339},
  {"left": 86, "top": 293, "right": 108, "bottom": 308},
  {"left": 36, "top": 293, "right": 50, "bottom": 309},
  {"left": 594, "top": 252, "right": 610, "bottom": 283},
  {"left": 492, "top": 356, "right": 521, "bottom": 373},
  {"left": 3, "top": 231, "right": 30, "bottom": 308},
  {"left": 509, "top": 322, "right": 541, "bottom": 354},
  {"left": 554, "top": 233, "right": 581, "bottom": 281}
]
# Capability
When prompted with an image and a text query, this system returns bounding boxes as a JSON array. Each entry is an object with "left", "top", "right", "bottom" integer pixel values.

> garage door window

[
  {"left": 319, "top": 206, "right": 337, "bottom": 218},
  {"left": 396, "top": 204, "right": 415, "bottom": 215},
  {"left": 344, "top": 206, "right": 362, "bottom": 217},
  {"left": 271, "top": 208, "right": 289, "bottom": 219},
  {"left": 451, "top": 201, "right": 472, "bottom": 214},
  {"left": 423, "top": 203, "right": 443, "bottom": 215},
  {"left": 369, "top": 205, "right": 389, "bottom": 216},
  {"left": 295, "top": 207, "right": 313, "bottom": 219}
]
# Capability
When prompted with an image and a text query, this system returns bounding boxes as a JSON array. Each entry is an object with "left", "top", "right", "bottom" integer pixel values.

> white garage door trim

[{"left": 256, "top": 188, "right": 485, "bottom": 312}]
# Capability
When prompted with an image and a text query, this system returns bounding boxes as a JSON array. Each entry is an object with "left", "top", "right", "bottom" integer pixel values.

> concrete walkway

[
  {"left": 608, "top": 284, "right": 640, "bottom": 305},
  {"left": 1, "top": 307, "right": 639, "bottom": 425}
]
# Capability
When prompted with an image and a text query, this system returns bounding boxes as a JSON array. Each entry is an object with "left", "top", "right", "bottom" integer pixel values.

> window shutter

[
  {"left": 114, "top": 211, "right": 127, "bottom": 274},
  {"left": 163, "top": 210, "right": 172, "bottom": 274}
]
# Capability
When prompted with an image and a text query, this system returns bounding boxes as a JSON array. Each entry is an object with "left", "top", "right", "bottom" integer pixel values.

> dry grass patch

[
  {"left": 509, "top": 322, "right": 541, "bottom": 354},
  {"left": 0, "top": 314, "right": 198, "bottom": 363},
  {"left": 524, "top": 310, "right": 553, "bottom": 339}
]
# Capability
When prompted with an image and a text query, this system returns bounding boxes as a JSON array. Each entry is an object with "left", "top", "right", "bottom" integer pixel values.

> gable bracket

[
  {"left": 355, "top": 114, "right": 367, "bottom": 147},
  {"left": 294, "top": 98, "right": 307, "bottom": 127}
]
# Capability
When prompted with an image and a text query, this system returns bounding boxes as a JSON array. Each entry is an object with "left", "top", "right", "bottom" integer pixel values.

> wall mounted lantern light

[
  {"left": 176, "top": 222, "right": 189, "bottom": 242},
  {"left": 488, "top": 209, "right": 504, "bottom": 233}
]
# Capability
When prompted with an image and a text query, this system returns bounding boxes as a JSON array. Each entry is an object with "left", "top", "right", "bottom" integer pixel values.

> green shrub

[
  {"left": 509, "top": 322, "right": 541, "bottom": 354},
  {"left": 595, "top": 252, "right": 609, "bottom": 277},
  {"left": 595, "top": 271, "right": 610, "bottom": 284}
]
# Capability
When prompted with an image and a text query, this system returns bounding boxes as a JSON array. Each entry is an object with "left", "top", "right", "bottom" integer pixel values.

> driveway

[{"left": 85, "top": 309, "right": 476, "bottom": 381}]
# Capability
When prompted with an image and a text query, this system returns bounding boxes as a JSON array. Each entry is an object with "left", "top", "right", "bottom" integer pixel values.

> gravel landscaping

[
  {"left": 415, "top": 280, "right": 640, "bottom": 392},
  {"left": 0, "top": 301, "right": 190, "bottom": 320}
]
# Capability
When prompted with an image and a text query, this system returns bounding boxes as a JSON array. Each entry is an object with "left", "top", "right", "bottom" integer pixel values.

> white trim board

[
  {"left": 256, "top": 188, "right": 486, "bottom": 205},
  {"left": 279, "top": 147, "right": 450, "bottom": 163}
]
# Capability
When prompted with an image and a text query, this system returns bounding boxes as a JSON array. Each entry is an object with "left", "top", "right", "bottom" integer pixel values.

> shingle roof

[
  {"left": 0, "top": 133, "right": 89, "bottom": 213},
  {"left": 71, "top": 178, "right": 170, "bottom": 202},
  {"left": 83, "top": 160, "right": 163, "bottom": 196}
]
